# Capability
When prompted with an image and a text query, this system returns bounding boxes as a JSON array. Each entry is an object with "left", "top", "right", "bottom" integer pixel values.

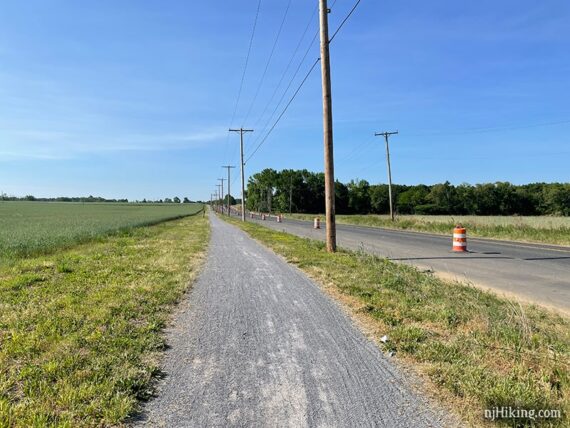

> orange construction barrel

[{"left": 452, "top": 224, "right": 467, "bottom": 252}]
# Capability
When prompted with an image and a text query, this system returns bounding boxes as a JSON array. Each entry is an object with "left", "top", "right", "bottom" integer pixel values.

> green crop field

[
  {"left": 0, "top": 214, "right": 209, "bottom": 426},
  {"left": 285, "top": 213, "right": 570, "bottom": 246},
  {"left": 0, "top": 202, "right": 204, "bottom": 260}
]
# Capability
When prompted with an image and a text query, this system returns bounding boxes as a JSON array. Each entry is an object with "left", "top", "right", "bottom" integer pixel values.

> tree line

[
  {"left": 0, "top": 194, "right": 198, "bottom": 204},
  {"left": 245, "top": 168, "right": 570, "bottom": 216}
]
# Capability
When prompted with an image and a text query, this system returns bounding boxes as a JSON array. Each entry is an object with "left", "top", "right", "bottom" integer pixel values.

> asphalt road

[
  {"left": 136, "top": 214, "right": 452, "bottom": 427},
  {"left": 244, "top": 215, "right": 570, "bottom": 314}
]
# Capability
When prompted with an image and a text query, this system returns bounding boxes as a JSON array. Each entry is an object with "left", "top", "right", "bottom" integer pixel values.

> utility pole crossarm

[{"left": 374, "top": 131, "right": 399, "bottom": 138}]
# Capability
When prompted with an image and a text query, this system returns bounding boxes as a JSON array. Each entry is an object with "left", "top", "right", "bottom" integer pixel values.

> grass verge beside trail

[
  {"left": 223, "top": 215, "right": 569, "bottom": 427},
  {"left": 0, "top": 214, "right": 209, "bottom": 427},
  {"left": 285, "top": 213, "right": 570, "bottom": 246}
]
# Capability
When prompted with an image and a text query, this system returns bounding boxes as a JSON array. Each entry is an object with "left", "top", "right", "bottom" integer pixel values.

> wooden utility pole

[
  {"left": 374, "top": 131, "right": 398, "bottom": 221},
  {"left": 222, "top": 165, "right": 235, "bottom": 216},
  {"left": 216, "top": 185, "right": 222, "bottom": 210},
  {"left": 229, "top": 128, "right": 253, "bottom": 221},
  {"left": 289, "top": 175, "right": 293, "bottom": 214},
  {"left": 319, "top": 0, "right": 336, "bottom": 252},
  {"left": 218, "top": 178, "right": 225, "bottom": 213}
]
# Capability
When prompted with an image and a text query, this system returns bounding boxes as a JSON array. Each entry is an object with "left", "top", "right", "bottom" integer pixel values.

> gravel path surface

[{"left": 135, "top": 214, "right": 452, "bottom": 427}]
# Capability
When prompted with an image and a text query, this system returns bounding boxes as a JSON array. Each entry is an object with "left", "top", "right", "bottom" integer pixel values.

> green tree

[
  {"left": 246, "top": 168, "right": 279, "bottom": 212},
  {"left": 369, "top": 185, "right": 390, "bottom": 214},
  {"left": 455, "top": 184, "right": 476, "bottom": 214},
  {"left": 243, "top": 168, "right": 569, "bottom": 217},
  {"left": 335, "top": 181, "right": 349, "bottom": 214},
  {"left": 398, "top": 186, "right": 429, "bottom": 214},
  {"left": 347, "top": 180, "right": 371, "bottom": 213},
  {"left": 427, "top": 182, "right": 457, "bottom": 214},
  {"left": 223, "top": 195, "right": 237, "bottom": 206},
  {"left": 543, "top": 183, "right": 570, "bottom": 215}
]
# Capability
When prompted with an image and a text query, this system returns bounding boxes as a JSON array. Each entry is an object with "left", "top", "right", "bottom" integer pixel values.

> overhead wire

[
  {"left": 404, "top": 119, "right": 570, "bottom": 137},
  {"left": 242, "top": 0, "right": 293, "bottom": 127},
  {"left": 245, "top": 58, "right": 321, "bottom": 164},
  {"left": 226, "top": 0, "right": 569, "bottom": 197},
  {"left": 339, "top": 135, "right": 376, "bottom": 163},
  {"left": 248, "top": 0, "right": 341, "bottom": 153},
  {"left": 339, "top": 119, "right": 570, "bottom": 183},
  {"left": 245, "top": 0, "right": 364, "bottom": 163},
  {"left": 246, "top": 5, "right": 319, "bottom": 152},
  {"left": 223, "top": 0, "right": 263, "bottom": 167},
  {"left": 246, "top": 30, "right": 319, "bottom": 154},
  {"left": 329, "top": 0, "right": 362, "bottom": 43}
]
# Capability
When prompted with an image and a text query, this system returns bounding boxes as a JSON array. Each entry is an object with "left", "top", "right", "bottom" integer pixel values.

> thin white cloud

[
  {"left": 0, "top": 150, "right": 70, "bottom": 160},
  {"left": 0, "top": 127, "right": 227, "bottom": 160}
]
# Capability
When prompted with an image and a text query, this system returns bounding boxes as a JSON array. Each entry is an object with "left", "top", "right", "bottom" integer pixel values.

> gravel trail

[{"left": 136, "top": 214, "right": 452, "bottom": 427}]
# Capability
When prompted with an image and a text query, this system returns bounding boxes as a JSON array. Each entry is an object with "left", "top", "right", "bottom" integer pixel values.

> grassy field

[
  {"left": 285, "top": 213, "right": 570, "bottom": 246},
  {"left": 0, "top": 213, "right": 209, "bottom": 426},
  {"left": 0, "top": 201, "right": 204, "bottom": 260},
  {"left": 223, "top": 215, "right": 569, "bottom": 427}
]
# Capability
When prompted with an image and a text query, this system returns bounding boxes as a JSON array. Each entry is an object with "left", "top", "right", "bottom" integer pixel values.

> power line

[
  {"left": 248, "top": 0, "right": 340, "bottom": 151},
  {"left": 245, "top": 58, "right": 321, "bottom": 164},
  {"left": 245, "top": 0, "right": 364, "bottom": 163},
  {"left": 248, "top": 5, "right": 319, "bottom": 149},
  {"left": 354, "top": 157, "right": 383, "bottom": 177},
  {"left": 242, "top": 0, "right": 292, "bottom": 127},
  {"left": 404, "top": 119, "right": 570, "bottom": 137},
  {"left": 247, "top": 30, "right": 319, "bottom": 153},
  {"left": 339, "top": 136, "right": 376, "bottom": 162},
  {"left": 230, "top": 0, "right": 262, "bottom": 128},
  {"left": 329, "top": 0, "right": 363, "bottom": 43},
  {"left": 223, "top": 0, "right": 263, "bottom": 165}
]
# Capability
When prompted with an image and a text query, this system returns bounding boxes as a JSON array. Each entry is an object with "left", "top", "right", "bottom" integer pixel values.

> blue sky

[{"left": 1, "top": 0, "right": 568, "bottom": 201}]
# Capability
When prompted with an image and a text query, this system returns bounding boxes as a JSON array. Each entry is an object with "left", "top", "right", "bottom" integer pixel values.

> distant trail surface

[
  {"left": 245, "top": 215, "right": 570, "bottom": 314},
  {"left": 137, "top": 214, "right": 450, "bottom": 427}
]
